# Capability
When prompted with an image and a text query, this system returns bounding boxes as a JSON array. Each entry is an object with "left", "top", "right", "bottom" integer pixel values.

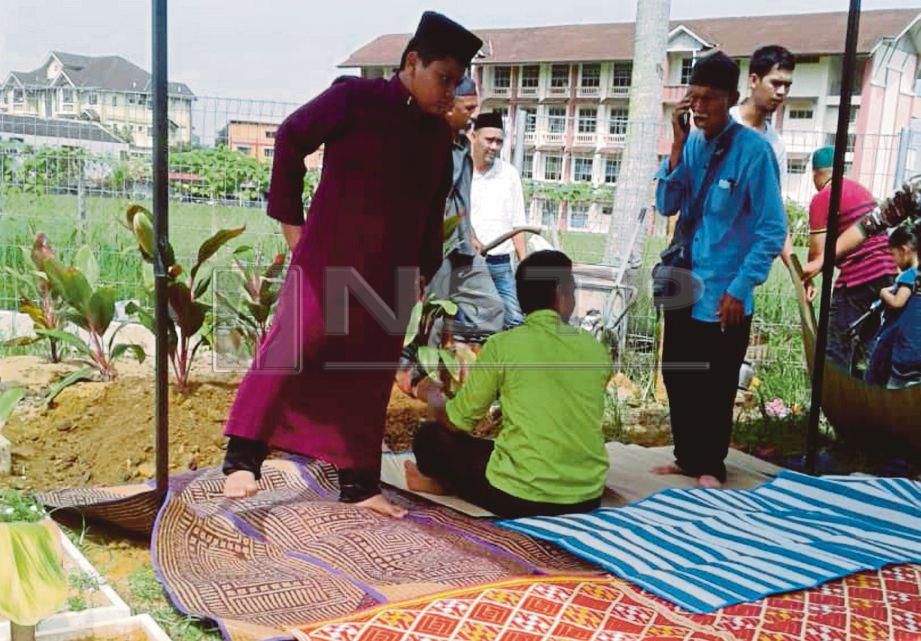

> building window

[
  {"left": 544, "top": 154, "right": 562, "bottom": 180},
  {"left": 580, "top": 64, "right": 601, "bottom": 88},
  {"left": 608, "top": 108, "right": 628, "bottom": 135},
  {"left": 844, "top": 160, "right": 853, "bottom": 174},
  {"left": 520, "top": 65, "right": 540, "bottom": 89},
  {"left": 915, "top": 61, "right": 921, "bottom": 96},
  {"left": 612, "top": 62, "right": 632, "bottom": 88},
  {"left": 62, "top": 89, "right": 74, "bottom": 105},
  {"left": 551, "top": 64, "right": 570, "bottom": 88},
  {"left": 521, "top": 152, "right": 533, "bottom": 179},
  {"left": 848, "top": 106, "right": 859, "bottom": 125},
  {"left": 789, "top": 158, "right": 807, "bottom": 174},
  {"left": 823, "top": 132, "right": 857, "bottom": 152},
  {"left": 573, "top": 156, "right": 594, "bottom": 182},
  {"left": 493, "top": 66, "right": 511, "bottom": 89},
  {"left": 548, "top": 107, "right": 567, "bottom": 133},
  {"left": 522, "top": 108, "right": 536, "bottom": 132},
  {"left": 264, "top": 148, "right": 274, "bottom": 158},
  {"left": 13, "top": 89, "right": 24, "bottom": 104},
  {"left": 266, "top": 130, "right": 276, "bottom": 139},
  {"left": 494, "top": 107, "right": 509, "bottom": 128},
  {"left": 604, "top": 156, "right": 621, "bottom": 184},
  {"left": 680, "top": 58, "right": 695, "bottom": 85},
  {"left": 87, "top": 92, "right": 98, "bottom": 105},
  {"left": 236, "top": 145, "right": 251, "bottom": 155},
  {"left": 128, "top": 94, "right": 137, "bottom": 105},
  {"left": 577, "top": 107, "right": 597, "bottom": 133},
  {"left": 112, "top": 95, "right": 118, "bottom": 107},
  {"left": 601, "top": 204, "right": 613, "bottom": 216},
  {"left": 569, "top": 203, "right": 590, "bottom": 230},
  {"left": 788, "top": 109, "right": 814, "bottom": 120},
  {"left": 541, "top": 200, "right": 557, "bottom": 227}
]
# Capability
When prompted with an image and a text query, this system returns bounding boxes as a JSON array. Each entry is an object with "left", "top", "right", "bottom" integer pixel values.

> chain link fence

[{"left": 1, "top": 98, "right": 916, "bottom": 398}]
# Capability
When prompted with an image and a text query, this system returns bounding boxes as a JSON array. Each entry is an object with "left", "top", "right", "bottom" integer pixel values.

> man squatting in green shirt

[{"left": 405, "top": 250, "right": 614, "bottom": 518}]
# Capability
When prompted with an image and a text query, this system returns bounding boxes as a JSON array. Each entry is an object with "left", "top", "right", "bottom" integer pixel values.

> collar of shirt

[{"left": 524, "top": 309, "right": 563, "bottom": 328}]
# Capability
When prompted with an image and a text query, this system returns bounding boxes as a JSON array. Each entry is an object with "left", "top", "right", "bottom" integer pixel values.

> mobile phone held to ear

[{"left": 680, "top": 111, "right": 691, "bottom": 133}]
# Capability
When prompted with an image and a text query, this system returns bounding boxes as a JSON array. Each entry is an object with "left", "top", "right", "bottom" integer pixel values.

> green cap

[{"left": 812, "top": 146, "right": 835, "bottom": 170}]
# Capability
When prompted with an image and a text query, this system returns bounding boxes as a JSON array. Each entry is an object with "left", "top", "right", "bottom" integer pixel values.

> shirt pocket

[{"left": 706, "top": 178, "right": 737, "bottom": 216}]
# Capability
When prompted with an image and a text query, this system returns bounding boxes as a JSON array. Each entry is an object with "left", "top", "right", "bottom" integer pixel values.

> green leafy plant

[
  {"left": 214, "top": 246, "right": 286, "bottom": 357},
  {"left": 123, "top": 204, "right": 244, "bottom": 392},
  {"left": 35, "top": 244, "right": 145, "bottom": 382},
  {"left": 523, "top": 179, "right": 614, "bottom": 204},
  {"left": 3, "top": 234, "right": 67, "bottom": 362},
  {"left": 402, "top": 296, "right": 466, "bottom": 394},
  {"left": 66, "top": 571, "right": 101, "bottom": 612}
]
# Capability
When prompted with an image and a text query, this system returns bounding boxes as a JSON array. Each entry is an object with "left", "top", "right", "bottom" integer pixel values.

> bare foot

[
  {"left": 651, "top": 463, "right": 684, "bottom": 476},
  {"left": 697, "top": 475, "right": 723, "bottom": 489},
  {"left": 404, "top": 461, "right": 448, "bottom": 495},
  {"left": 355, "top": 493, "right": 407, "bottom": 518},
  {"left": 224, "top": 470, "right": 258, "bottom": 498}
]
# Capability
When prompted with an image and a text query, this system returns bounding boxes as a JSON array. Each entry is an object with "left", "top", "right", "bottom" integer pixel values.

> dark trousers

[
  {"left": 828, "top": 276, "right": 893, "bottom": 371},
  {"left": 662, "top": 309, "right": 752, "bottom": 482},
  {"left": 412, "top": 422, "right": 601, "bottom": 518}
]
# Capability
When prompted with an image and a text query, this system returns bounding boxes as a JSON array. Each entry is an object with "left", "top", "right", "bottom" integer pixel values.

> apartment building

[
  {"left": 342, "top": 9, "right": 921, "bottom": 232},
  {"left": 1, "top": 51, "right": 194, "bottom": 151},
  {"left": 218, "top": 118, "right": 324, "bottom": 169}
]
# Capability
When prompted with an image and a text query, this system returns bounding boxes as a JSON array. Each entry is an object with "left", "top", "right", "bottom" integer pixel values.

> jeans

[
  {"left": 486, "top": 256, "right": 524, "bottom": 328},
  {"left": 828, "top": 276, "right": 894, "bottom": 372}
]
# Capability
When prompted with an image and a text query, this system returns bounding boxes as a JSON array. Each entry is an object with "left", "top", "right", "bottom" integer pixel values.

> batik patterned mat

[
  {"left": 151, "top": 458, "right": 595, "bottom": 641},
  {"left": 295, "top": 564, "right": 921, "bottom": 641}
]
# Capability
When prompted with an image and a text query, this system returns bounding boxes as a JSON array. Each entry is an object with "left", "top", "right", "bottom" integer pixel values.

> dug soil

[{"left": 1, "top": 356, "right": 428, "bottom": 492}]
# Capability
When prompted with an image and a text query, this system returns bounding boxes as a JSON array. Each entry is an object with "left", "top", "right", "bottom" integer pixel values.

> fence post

[{"left": 76, "top": 157, "right": 86, "bottom": 244}]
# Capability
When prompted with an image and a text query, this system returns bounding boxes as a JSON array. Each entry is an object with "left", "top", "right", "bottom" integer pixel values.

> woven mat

[
  {"left": 295, "top": 564, "right": 921, "bottom": 641},
  {"left": 152, "top": 458, "right": 595, "bottom": 641}
]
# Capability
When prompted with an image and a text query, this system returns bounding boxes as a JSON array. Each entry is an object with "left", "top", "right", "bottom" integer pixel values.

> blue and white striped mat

[{"left": 499, "top": 470, "right": 921, "bottom": 613}]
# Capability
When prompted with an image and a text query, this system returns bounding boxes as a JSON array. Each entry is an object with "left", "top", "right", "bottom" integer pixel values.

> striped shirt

[{"left": 808, "top": 178, "right": 897, "bottom": 288}]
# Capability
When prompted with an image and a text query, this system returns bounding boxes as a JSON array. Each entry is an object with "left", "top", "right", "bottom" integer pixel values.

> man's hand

[
  {"left": 802, "top": 257, "right": 823, "bottom": 281},
  {"left": 804, "top": 279, "right": 817, "bottom": 302},
  {"left": 224, "top": 470, "right": 258, "bottom": 498},
  {"left": 472, "top": 238, "right": 484, "bottom": 254},
  {"left": 668, "top": 94, "right": 692, "bottom": 171},
  {"left": 717, "top": 294, "right": 745, "bottom": 332}
]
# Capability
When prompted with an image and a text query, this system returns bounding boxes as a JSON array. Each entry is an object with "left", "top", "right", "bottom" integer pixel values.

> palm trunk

[{"left": 601, "top": 0, "right": 672, "bottom": 270}]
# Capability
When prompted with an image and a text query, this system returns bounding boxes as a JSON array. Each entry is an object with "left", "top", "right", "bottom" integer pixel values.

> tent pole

[
  {"left": 152, "top": 0, "right": 170, "bottom": 497},
  {"left": 805, "top": 0, "right": 862, "bottom": 474}
]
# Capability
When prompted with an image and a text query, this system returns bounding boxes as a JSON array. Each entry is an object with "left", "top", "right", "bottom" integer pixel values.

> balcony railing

[
  {"left": 604, "top": 133, "right": 627, "bottom": 147},
  {"left": 489, "top": 85, "right": 511, "bottom": 98},
  {"left": 523, "top": 131, "right": 537, "bottom": 144},
  {"left": 540, "top": 131, "right": 565, "bottom": 145},
  {"left": 573, "top": 132, "right": 598, "bottom": 146},
  {"left": 662, "top": 85, "right": 688, "bottom": 103},
  {"left": 608, "top": 85, "right": 631, "bottom": 98},
  {"left": 518, "top": 85, "right": 539, "bottom": 98},
  {"left": 547, "top": 85, "right": 570, "bottom": 97},
  {"left": 577, "top": 85, "right": 601, "bottom": 98}
]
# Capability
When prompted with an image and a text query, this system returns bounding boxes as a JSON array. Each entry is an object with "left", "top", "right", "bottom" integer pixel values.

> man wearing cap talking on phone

[{"left": 653, "top": 52, "right": 787, "bottom": 488}]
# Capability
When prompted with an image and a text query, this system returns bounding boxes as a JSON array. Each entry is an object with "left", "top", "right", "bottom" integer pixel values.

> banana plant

[
  {"left": 2, "top": 234, "right": 66, "bottom": 362},
  {"left": 214, "top": 246, "right": 286, "bottom": 357},
  {"left": 123, "top": 204, "right": 244, "bottom": 392},
  {"left": 34, "top": 245, "right": 144, "bottom": 383},
  {"left": 0, "top": 492, "right": 68, "bottom": 640},
  {"left": 402, "top": 296, "right": 465, "bottom": 395}
]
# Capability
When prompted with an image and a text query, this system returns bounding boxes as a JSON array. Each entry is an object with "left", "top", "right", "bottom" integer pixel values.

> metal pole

[
  {"left": 152, "top": 0, "right": 170, "bottom": 497},
  {"left": 805, "top": 0, "right": 861, "bottom": 474}
]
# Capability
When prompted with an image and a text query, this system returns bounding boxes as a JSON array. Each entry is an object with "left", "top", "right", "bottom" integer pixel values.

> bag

[{"left": 653, "top": 122, "right": 741, "bottom": 308}]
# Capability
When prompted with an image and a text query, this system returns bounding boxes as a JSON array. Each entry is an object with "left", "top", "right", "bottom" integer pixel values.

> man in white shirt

[
  {"left": 469, "top": 111, "right": 528, "bottom": 327},
  {"left": 730, "top": 45, "right": 794, "bottom": 179},
  {"left": 730, "top": 45, "right": 795, "bottom": 262}
]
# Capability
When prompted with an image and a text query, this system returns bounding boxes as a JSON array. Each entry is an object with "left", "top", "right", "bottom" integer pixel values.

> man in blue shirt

[{"left": 654, "top": 52, "right": 787, "bottom": 488}]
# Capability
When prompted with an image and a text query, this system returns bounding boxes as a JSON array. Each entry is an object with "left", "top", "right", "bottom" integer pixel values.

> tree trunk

[{"left": 602, "top": 0, "right": 672, "bottom": 270}]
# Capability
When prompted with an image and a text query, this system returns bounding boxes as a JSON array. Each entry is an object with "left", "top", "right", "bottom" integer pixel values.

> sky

[{"left": 1, "top": 0, "right": 919, "bottom": 105}]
